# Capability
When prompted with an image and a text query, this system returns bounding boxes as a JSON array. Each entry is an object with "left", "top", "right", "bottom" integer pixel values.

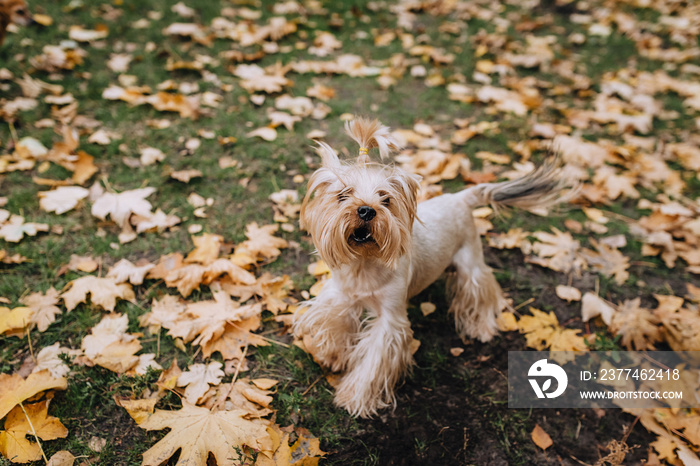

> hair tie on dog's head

[{"left": 358, "top": 147, "right": 369, "bottom": 156}]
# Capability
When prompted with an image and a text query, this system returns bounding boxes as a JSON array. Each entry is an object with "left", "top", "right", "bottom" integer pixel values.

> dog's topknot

[{"left": 344, "top": 117, "right": 402, "bottom": 164}]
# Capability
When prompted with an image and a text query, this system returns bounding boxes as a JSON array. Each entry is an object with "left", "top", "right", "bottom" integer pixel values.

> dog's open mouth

[{"left": 350, "top": 226, "right": 373, "bottom": 244}]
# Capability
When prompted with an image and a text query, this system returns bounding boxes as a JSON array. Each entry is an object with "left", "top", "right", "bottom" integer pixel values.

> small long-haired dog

[
  {"left": 0, "top": 0, "right": 33, "bottom": 46},
  {"left": 294, "top": 117, "right": 571, "bottom": 417}
]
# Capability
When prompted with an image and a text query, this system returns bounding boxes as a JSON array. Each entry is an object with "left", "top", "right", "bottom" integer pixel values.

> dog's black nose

[{"left": 357, "top": 206, "right": 376, "bottom": 222}]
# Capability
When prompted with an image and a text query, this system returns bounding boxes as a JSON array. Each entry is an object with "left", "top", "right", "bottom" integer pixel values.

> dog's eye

[
  {"left": 337, "top": 193, "right": 348, "bottom": 202},
  {"left": 382, "top": 197, "right": 391, "bottom": 207}
]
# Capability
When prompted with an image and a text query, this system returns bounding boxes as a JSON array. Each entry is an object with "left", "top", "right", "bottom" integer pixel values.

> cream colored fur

[{"left": 294, "top": 117, "right": 571, "bottom": 417}]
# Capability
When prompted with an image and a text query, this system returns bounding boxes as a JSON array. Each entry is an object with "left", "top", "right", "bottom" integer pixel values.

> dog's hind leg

[{"left": 448, "top": 240, "right": 506, "bottom": 343}]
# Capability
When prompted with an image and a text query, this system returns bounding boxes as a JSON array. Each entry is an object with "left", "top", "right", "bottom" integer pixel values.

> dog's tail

[
  {"left": 345, "top": 117, "right": 402, "bottom": 163},
  {"left": 461, "top": 156, "right": 576, "bottom": 212}
]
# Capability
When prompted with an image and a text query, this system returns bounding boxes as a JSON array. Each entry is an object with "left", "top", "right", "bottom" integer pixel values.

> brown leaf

[
  {"left": 0, "top": 370, "right": 67, "bottom": 420},
  {"left": 609, "top": 298, "right": 661, "bottom": 350},
  {"left": 20, "top": 288, "right": 62, "bottom": 332},
  {"left": 136, "top": 402, "right": 273, "bottom": 465},
  {"left": 170, "top": 169, "right": 202, "bottom": 183},
  {"left": 555, "top": 285, "right": 582, "bottom": 302},
  {"left": 531, "top": 424, "right": 553, "bottom": 450},
  {"left": 61, "top": 276, "right": 135, "bottom": 312}
]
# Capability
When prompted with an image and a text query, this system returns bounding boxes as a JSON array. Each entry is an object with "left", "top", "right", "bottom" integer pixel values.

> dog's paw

[
  {"left": 302, "top": 334, "right": 350, "bottom": 372},
  {"left": 333, "top": 374, "right": 393, "bottom": 418},
  {"left": 315, "top": 349, "right": 348, "bottom": 373}
]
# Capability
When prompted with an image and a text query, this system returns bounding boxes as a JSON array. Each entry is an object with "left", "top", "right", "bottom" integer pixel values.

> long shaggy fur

[
  {"left": 463, "top": 156, "right": 576, "bottom": 212},
  {"left": 294, "top": 116, "right": 573, "bottom": 418},
  {"left": 300, "top": 134, "right": 419, "bottom": 270},
  {"left": 344, "top": 117, "right": 402, "bottom": 161}
]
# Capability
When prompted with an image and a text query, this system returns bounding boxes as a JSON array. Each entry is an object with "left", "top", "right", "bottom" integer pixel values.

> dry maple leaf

[
  {"left": 236, "top": 223, "right": 288, "bottom": 262},
  {"left": 527, "top": 228, "right": 585, "bottom": 274},
  {"left": 136, "top": 402, "right": 273, "bottom": 466},
  {"left": 609, "top": 298, "right": 661, "bottom": 350},
  {"left": 200, "top": 318, "right": 269, "bottom": 360},
  {"left": 115, "top": 397, "right": 158, "bottom": 425},
  {"left": 145, "top": 92, "right": 201, "bottom": 119},
  {"left": 275, "top": 95, "right": 315, "bottom": 116},
  {"left": 129, "top": 353, "right": 163, "bottom": 376},
  {"left": 177, "top": 362, "right": 225, "bottom": 404},
  {"left": 246, "top": 126, "right": 278, "bottom": 141},
  {"left": 185, "top": 233, "right": 223, "bottom": 265},
  {"left": 160, "top": 258, "right": 255, "bottom": 297},
  {"left": 132, "top": 209, "right": 181, "bottom": 235},
  {"left": 0, "top": 215, "right": 49, "bottom": 243},
  {"left": 170, "top": 169, "right": 202, "bottom": 183},
  {"left": 268, "top": 111, "right": 301, "bottom": 131},
  {"left": 656, "top": 410, "right": 700, "bottom": 449},
  {"left": 91, "top": 187, "right": 156, "bottom": 229},
  {"left": 106, "top": 53, "right": 132, "bottom": 73},
  {"left": 516, "top": 308, "right": 587, "bottom": 362},
  {"left": 256, "top": 424, "right": 326, "bottom": 466},
  {"left": 106, "top": 259, "right": 155, "bottom": 286},
  {"left": 163, "top": 263, "right": 209, "bottom": 297},
  {"left": 487, "top": 228, "right": 530, "bottom": 251},
  {"left": 46, "top": 450, "right": 75, "bottom": 466},
  {"left": 654, "top": 297, "right": 700, "bottom": 352},
  {"left": 258, "top": 274, "right": 295, "bottom": 314},
  {"left": 234, "top": 64, "right": 291, "bottom": 94},
  {"left": 66, "top": 254, "right": 99, "bottom": 274},
  {"left": 650, "top": 435, "right": 679, "bottom": 463},
  {"left": 580, "top": 292, "right": 616, "bottom": 326},
  {"left": 0, "top": 306, "right": 33, "bottom": 337},
  {"left": 80, "top": 313, "right": 141, "bottom": 373},
  {"left": 269, "top": 189, "right": 300, "bottom": 223},
  {"left": 139, "top": 146, "right": 165, "bottom": 166},
  {"left": 162, "top": 22, "right": 211, "bottom": 46},
  {"left": 38, "top": 186, "right": 89, "bottom": 215},
  {"left": 33, "top": 343, "right": 80, "bottom": 379},
  {"left": 88, "top": 128, "right": 121, "bottom": 145},
  {"left": 555, "top": 285, "right": 581, "bottom": 302},
  {"left": 592, "top": 165, "right": 640, "bottom": 200},
  {"left": 476, "top": 85, "right": 535, "bottom": 116},
  {"left": 0, "top": 400, "right": 68, "bottom": 463},
  {"left": 0, "top": 370, "right": 67, "bottom": 420},
  {"left": 202, "top": 259, "right": 256, "bottom": 286},
  {"left": 139, "top": 295, "right": 188, "bottom": 334},
  {"left": 169, "top": 291, "right": 263, "bottom": 347},
  {"left": 579, "top": 239, "right": 630, "bottom": 285},
  {"left": 61, "top": 276, "right": 135, "bottom": 312},
  {"left": 201, "top": 378, "right": 277, "bottom": 417},
  {"left": 19, "top": 288, "right": 61, "bottom": 332}
]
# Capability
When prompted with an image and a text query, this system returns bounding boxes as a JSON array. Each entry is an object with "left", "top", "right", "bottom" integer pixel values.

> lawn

[{"left": 1, "top": 0, "right": 699, "bottom": 465}]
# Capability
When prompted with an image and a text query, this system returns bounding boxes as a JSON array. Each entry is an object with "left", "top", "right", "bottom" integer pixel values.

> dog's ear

[
  {"left": 388, "top": 170, "right": 421, "bottom": 208},
  {"left": 316, "top": 141, "right": 341, "bottom": 169},
  {"left": 300, "top": 151, "right": 341, "bottom": 231}
]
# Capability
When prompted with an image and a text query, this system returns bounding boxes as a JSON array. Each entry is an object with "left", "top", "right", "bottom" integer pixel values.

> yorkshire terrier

[{"left": 294, "top": 117, "right": 570, "bottom": 417}]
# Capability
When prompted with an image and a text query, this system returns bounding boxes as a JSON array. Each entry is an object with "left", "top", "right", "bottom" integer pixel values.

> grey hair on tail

[{"left": 462, "top": 155, "right": 577, "bottom": 212}]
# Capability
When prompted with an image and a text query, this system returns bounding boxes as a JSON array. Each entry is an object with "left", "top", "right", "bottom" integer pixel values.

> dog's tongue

[{"left": 352, "top": 227, "right": 371, "bottom": 243}]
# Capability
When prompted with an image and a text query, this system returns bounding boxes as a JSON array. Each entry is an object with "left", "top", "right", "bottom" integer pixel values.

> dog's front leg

[
  {"left": 333, "top": 294, "right": 413, "bottom": 418},
  {"left": 293, "top": 281, "right": 361, "bottom": 372}
]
